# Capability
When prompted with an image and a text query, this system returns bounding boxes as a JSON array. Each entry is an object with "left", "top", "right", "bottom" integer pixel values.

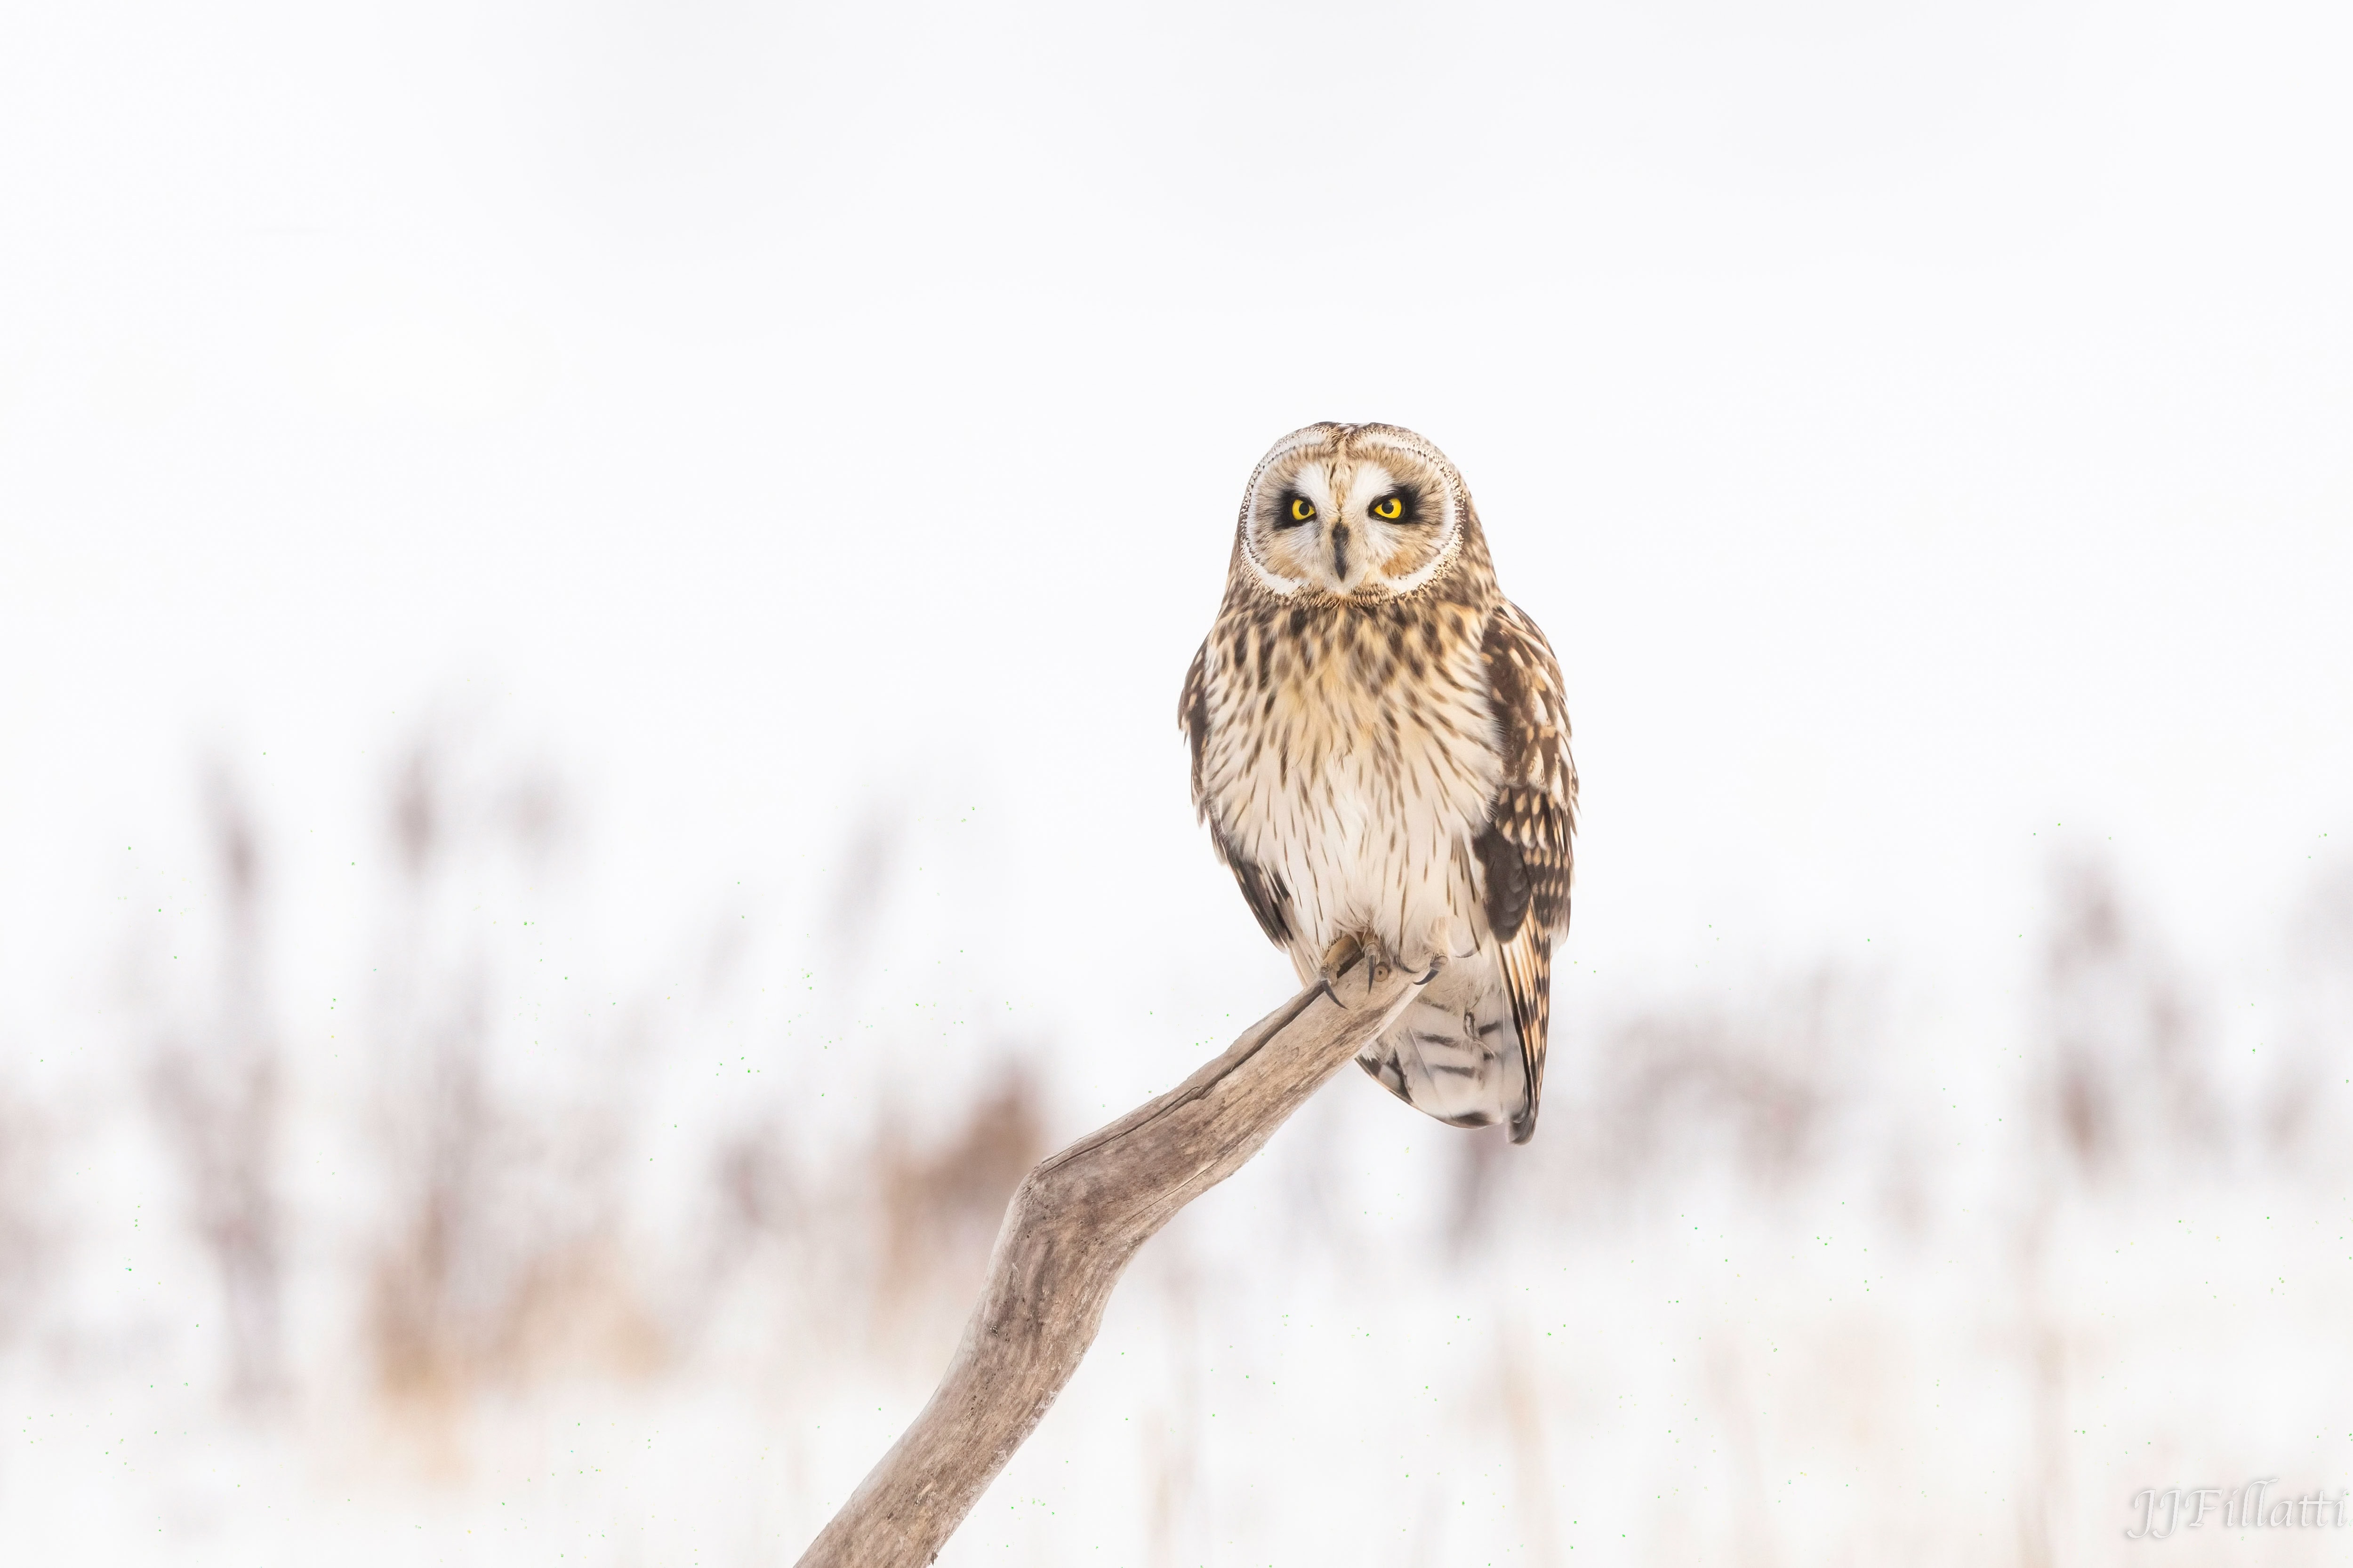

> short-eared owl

[{"left": 1181, "top": 424, "right": 1577, "bottom": 1143}]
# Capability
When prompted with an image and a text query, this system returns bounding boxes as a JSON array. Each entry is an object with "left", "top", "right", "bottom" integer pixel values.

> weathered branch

[{"left": 795, "top": 959, "right": 1426, "bottom": 1567}]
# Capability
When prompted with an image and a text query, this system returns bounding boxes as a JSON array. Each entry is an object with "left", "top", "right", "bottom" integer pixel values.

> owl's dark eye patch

[
  {"left": 1275, "top": 491, "right": 1316, "bottom": 528},
  {"left": 1369, "top": 490, "right": 1421, "bottom": 524}
]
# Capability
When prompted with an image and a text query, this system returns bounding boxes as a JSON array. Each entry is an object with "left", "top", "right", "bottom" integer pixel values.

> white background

[
  {"left": 3, "top": 2, "right": 2351, "bottom": 1563},
  {"left": 7, "top": 0, "right": 2348, "bottom": 992}
]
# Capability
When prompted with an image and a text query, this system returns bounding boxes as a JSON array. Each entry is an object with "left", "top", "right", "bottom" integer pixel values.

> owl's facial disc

[{"left": 1245, "top": 440, "right": 1459, "bottom": 600}]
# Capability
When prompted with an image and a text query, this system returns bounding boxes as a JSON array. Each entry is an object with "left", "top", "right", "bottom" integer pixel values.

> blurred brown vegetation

[
  {"left": 1583, "top": 966, "right": 1870, "bottom": 1196},
  {"left": 2273, "top": 866, "right": 2353, "bottom": 1163},
  {"left": 353, "top": 729, "right": 1048, "bottom": 1419},
  {"left": 0, "top": 1088, "right": 51, "bottom": 1352},
  {"left": 1, "top": 731, "right": 2346, "bottom": 1566},
  {"left": 74, "top": 755, "right": 2353, "bottom": 1413},
  {"left": 144, "top": 768, "right": 286, "bottom": 1406},
  {"left": 873, "top": 1064, "right": 1046, "bottom": 1337},
  {"left": 365, "top": 732, "right": 662, "bottom": 1413},
  {"left": 2038, "top": 856, "right": 2218, "bottom": 1181}
]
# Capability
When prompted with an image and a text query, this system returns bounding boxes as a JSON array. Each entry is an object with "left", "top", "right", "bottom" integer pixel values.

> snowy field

[
  {"left": 5, "top": 2, "right": 2353, "bottom": 1563},
  {"left": 2, "top": 739, "right": 2349, "bottom": 1566}
]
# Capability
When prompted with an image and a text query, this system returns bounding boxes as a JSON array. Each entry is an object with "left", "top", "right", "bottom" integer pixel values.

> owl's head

[{"left": 1233, "top": 423, "right": 1473, "bottom": 601}]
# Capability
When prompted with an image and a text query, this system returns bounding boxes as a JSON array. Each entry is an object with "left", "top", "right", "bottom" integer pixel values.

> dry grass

[
  {"left": 2038, "top": 856, "right": 2218, "bottom": 1180},
  {"left": 143, "top": 768, "right": 285, "bottom": 1405},
  {"left": 0, "top": 1087, "right": 51, "bottom": 1351},
  {"left": 2270, "top": 867, "right": 2353, "bottom": 1163},
  {"left": 873, "top": 1062, "right": 1045, "bottom": 1320},
  {"left": 37, "top": 736, "right": 2353, "bottom": 1562},
  {"left": 1517, "top": 965, "right": 1877, "bottom": 1225},
  {"left": 364, "top": 733, "right": 663, "bottom": 1419}
]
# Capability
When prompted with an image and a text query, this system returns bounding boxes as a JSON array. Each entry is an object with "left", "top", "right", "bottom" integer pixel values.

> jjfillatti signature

[{"left": 2126, "top": 1479, "right": 2349, "bottom": 1539}]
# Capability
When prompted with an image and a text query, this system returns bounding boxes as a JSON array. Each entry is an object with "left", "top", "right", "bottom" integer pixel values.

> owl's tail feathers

[
  {"left": 1508, "top": 1078, "right": 1541, "bottom": 1144},
  {"left": 1354, "top": 962, "right": 1528, "bottom": 1133},
  {"left": 1498, "top": 930, "right": 1553, "bottom": 1145}
]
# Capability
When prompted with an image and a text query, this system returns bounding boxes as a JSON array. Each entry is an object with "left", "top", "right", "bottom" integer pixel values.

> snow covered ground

[{"left": 1, "top": 745, "right": 2348, "bottom": 1564}]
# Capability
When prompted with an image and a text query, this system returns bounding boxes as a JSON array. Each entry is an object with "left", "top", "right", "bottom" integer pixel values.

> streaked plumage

[{"left": 1181, "top": 424, "right": 1576, "bottom": 1142}]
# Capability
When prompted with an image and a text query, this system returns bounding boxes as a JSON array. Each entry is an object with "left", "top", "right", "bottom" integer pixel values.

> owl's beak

[{"left": 1328, "top": 522, "right": 1352, "bottom": 587}]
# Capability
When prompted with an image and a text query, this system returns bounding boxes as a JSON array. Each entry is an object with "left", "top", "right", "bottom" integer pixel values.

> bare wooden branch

[{"left": 795, "top": 959, "right": 1427, "bottom": 1567}]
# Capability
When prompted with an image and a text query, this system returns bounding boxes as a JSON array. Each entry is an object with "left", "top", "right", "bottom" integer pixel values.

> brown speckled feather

[
  {"left": 1476, "top": 600, "right": 1578, "bottom": 1143},
  {"left": 1181, "top": 640, "right": 1294, "bottom": 948}
]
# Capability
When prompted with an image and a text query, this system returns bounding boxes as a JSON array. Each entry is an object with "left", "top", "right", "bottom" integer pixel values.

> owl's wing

[
  {"left": 1181, "top": 638, "right": 1294, "bottom": 949},
  {"left": 1474, "top": 599, "right": 1578, "bottom": 1144}
]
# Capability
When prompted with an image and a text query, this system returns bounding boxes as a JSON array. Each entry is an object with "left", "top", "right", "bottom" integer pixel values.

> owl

[{"left": 1181, "top": 424, "right": 1577, "bottom": 1143}]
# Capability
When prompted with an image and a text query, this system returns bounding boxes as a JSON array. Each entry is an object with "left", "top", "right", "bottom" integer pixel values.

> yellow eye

[
  {"left": 1288, "top": 496, "right": 1316, "bottom": 523},
  {"left": 1372, "top": 495, "right": 1405, "bottom": 521}
]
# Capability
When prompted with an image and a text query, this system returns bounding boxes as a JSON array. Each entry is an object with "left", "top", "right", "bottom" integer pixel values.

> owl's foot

[
  {"left": 1315, "top": 934, "right": 1366, "bottom": 1008},
  {"left": 1315, "top": 935, "right": 1433, "bottom": 1007}
]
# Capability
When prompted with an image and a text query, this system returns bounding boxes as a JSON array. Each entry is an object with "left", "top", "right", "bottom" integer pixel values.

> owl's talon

[
  {"left": 1414, "top": 956, "right": 1445, "bottom": 985},
  {"left": 1314, "top": 934, "right": 1367, "bottom": 1007},
  {"left": 1318, "top": 934, "right": 1363, "bottom": 976}
]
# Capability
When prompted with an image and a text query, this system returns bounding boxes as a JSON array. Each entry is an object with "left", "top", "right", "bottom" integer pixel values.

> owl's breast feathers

[
  {"left": 1184, "top": 586, "right": 1488, "bottom": 943},
  {"left": 1181, "top": 576, "right": 1578, "bottom": 1122}
]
